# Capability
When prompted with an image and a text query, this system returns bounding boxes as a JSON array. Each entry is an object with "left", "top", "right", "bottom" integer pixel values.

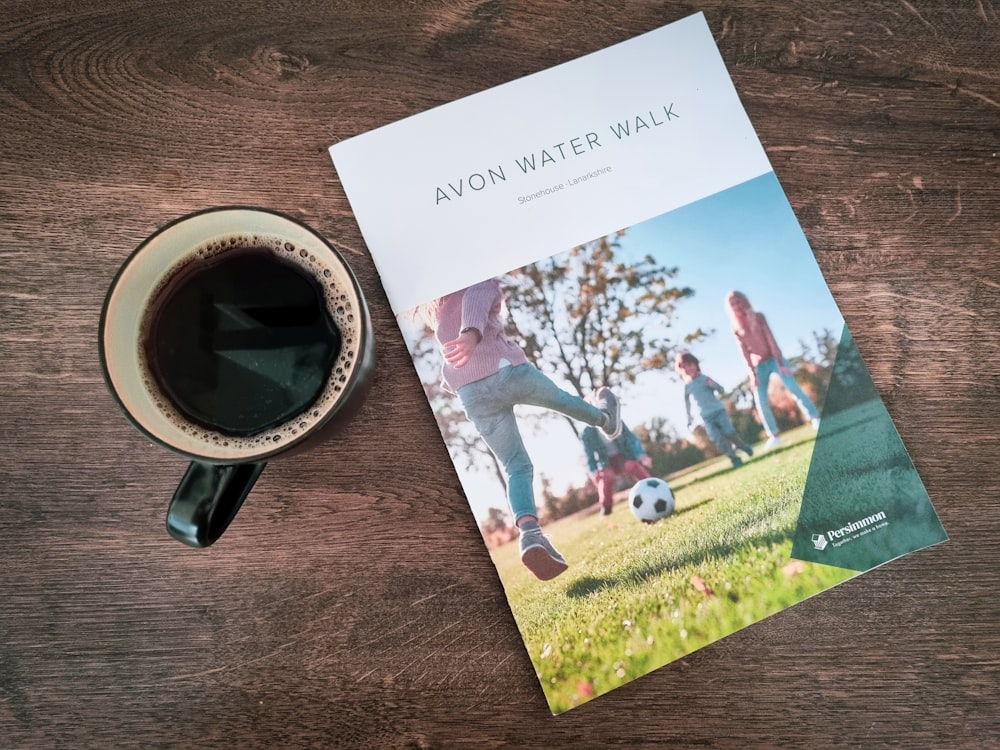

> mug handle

[{"left": 166, "top": 461, "right": 267, "bottom": 548}]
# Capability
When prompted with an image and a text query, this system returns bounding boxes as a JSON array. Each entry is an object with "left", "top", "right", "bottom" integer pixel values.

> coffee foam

[{"left": 137, "top": 233, "right": 364, "bottom": 459}]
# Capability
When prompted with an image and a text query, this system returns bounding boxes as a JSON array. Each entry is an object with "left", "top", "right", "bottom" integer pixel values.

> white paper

[{"left": 330, "top": 13, "right": 771, "bottom": 313}]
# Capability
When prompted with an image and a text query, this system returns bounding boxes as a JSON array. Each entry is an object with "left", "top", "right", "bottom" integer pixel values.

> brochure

[{"left": 328, "top": 12, "right": 947, "bottom": 714}]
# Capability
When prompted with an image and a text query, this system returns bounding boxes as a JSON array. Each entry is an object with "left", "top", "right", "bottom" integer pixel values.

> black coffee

[{"left": 146, "top": 247, "right": 342, "bottom": 436}]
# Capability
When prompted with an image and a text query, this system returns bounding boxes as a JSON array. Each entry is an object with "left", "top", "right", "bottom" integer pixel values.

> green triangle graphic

[{"left": 790, "top": 326, "right": 947, "bottom": 571}]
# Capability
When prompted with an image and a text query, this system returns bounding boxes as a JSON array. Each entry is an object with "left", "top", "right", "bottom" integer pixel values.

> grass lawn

[{"left": 489, "top": 423, "right": 858, "bottom": 714}]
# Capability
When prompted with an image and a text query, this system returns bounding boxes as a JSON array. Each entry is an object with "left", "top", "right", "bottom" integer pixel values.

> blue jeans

[
  {"left": 703, "top": 409, "right": 748, "bottom": 458},
  {"left": 754, "top": 357, "right": 819, "bottom": 437},
  {"left": 457, "top": 364, "right": 605, "bottom": 522}
]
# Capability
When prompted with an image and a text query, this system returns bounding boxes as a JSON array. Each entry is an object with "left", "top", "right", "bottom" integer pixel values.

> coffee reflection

[
  {"left": 118, "top": 228, "right": 365, "bottom": 460},
  {"left": 145, "top": 245, "right": 342, "bottom": 436}
]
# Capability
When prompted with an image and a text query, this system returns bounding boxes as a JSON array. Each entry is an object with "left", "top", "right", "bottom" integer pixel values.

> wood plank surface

[{"left": 1, "top": 1, "right": 998, "bottom": 747}]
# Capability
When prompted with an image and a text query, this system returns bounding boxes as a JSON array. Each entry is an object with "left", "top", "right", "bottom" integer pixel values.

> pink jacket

[
  {"left": 434, "top": 279, "right": 527, "bottom": 392},
  {"left": 733, "top": 311, "right": 783, "bottom": 368}
]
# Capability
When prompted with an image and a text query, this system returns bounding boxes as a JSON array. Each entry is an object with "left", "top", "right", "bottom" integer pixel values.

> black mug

[{"left": 100, "top": 207, "right": 376, "bottom": 547}]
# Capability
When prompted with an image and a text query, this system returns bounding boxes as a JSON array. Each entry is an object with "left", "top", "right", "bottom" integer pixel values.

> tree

[{"left": 504, "top": 232, "right": 706, "bottom": 430}]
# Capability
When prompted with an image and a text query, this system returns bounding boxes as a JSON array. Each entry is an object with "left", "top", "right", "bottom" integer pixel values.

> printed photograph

[{"left": 398, "top": 172, "right": 941, "bottom": 713}]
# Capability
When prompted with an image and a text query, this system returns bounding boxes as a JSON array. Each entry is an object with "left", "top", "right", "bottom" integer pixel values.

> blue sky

[{"left": 614, "top": 171, "right": 845, "bottom": 430}]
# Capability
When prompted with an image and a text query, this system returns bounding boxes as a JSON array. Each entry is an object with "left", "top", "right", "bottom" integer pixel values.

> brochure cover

[{"left": 329, "top": 12, "right": 947, "bottom": 714}]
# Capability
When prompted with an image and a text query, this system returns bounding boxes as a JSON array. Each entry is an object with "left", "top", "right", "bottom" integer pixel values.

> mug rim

[{"left": 99, "top": 205, "right": 374, "bottom": 464}]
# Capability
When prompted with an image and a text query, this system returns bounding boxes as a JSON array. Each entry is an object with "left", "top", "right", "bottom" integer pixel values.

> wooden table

[{"left": 2, "top": 2, "right": 997, "bottom": 746}]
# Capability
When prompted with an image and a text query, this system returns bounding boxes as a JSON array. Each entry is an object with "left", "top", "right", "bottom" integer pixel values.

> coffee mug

[{"left": 100, "top": 207, "right": 376, "bottom": 547}]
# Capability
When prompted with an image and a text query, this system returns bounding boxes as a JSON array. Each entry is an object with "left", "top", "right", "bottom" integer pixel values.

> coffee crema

[{"left": 137, "top": 234, "right": 362, "bottom": 453}]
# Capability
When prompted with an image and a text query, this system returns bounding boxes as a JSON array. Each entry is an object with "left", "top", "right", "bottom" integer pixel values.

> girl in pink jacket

[{"left": 726, "top": 290, "right": 819, "bottom": 448}]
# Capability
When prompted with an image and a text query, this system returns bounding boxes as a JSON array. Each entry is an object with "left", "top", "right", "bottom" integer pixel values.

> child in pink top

[
  {"left": 725, "top": 290, "right": 819, "bottom": 448},
  {"left": 416, "top": 278, "right": 622, "bottom": 581}
]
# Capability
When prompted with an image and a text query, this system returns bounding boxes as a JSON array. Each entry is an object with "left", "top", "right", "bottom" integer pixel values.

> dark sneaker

[
  {"left": 592, "top": 387, "right": 621, "bottom": 439},
  {"left": 742, "top": 444, "right": 754, "bottom": 457},
  {"left": 730, "top": 456, "right": 743, "bottom": 468},
  {"left": 519, "top": 528, "right": 568, "bottom": 581}
]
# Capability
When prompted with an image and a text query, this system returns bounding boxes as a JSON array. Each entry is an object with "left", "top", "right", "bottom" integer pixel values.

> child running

[
  {"left": 725, "top": 290, "right": 820, "bottom": 448},
  {"left": 580, "top": 422, "right": 652, "bottom": 516},
  {"left": 415, "top": 278, "right": 621, "bottom": 580},
  {"left": 675, "top": 351, "right": 754, "bottom": 468}
]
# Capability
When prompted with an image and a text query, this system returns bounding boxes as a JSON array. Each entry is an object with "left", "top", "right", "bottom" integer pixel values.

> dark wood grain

[{"left": 1, "top": 1, "right": 997, "bottom": 747}]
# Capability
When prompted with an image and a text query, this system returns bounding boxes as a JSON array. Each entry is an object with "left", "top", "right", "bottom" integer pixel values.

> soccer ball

[{"left": 628, "top": 477, "right": 675, "bottom": 524}]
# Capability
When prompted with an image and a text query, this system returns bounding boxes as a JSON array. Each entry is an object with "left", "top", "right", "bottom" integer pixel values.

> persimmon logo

[
  {"left": 813, "top": 511, "right": 890, "bottom": 550},
  {"left": 829, "top": 511, "right": 888, "bottom": 539}
]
